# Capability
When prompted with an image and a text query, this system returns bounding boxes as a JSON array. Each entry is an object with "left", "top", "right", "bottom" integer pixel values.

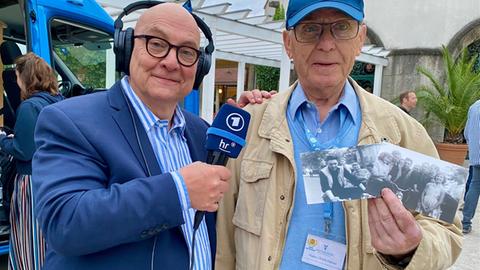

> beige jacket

[{"left": 215, "top": 80, "right": 463, "bottom": 270}]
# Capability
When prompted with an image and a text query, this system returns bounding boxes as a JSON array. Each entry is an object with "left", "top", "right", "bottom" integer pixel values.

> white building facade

[{"left": 268, "top": 0, "right": 480, "bottom": 140}]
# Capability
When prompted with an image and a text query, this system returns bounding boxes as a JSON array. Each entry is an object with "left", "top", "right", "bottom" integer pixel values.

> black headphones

[{"left": 113, "top": 0, "right": 215, "bottom": 89}]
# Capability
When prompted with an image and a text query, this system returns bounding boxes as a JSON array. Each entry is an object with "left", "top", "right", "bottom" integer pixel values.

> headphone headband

[
  {"left": 114, "top": 1, "right": 165, "bottom": 31},
  {"left": 191, "top": 13, "right": 214, "bottom": 54}
]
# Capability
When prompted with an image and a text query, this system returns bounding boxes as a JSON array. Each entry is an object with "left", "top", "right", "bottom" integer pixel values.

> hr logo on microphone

[
  {"left": 226, "top": 113, "right": 245, "bottom": 132},
  {"left": 219, "top": 139, "right": 232, "bottom": 153}
]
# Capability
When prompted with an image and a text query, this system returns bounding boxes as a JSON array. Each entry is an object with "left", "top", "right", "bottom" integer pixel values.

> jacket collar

[
  {"left": 258, "top": 83, "right": 295, "bottom": 141},
  {"left": 258, "top": 78, "right": 382, "bottom": 146},
  {"left": 349, "top": 78, "right": 387, "bottom": 144},
  {"left": 287, "top": 81, "right": 360, "bottom": 126}
]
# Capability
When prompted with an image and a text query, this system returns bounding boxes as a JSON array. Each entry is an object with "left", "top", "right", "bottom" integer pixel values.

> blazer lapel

[
  {"left": 108, "top": 81, "right": 162, "bottom": 176},
  {"left": 110, "top": 87, "right": 215, "bottom": 253}
]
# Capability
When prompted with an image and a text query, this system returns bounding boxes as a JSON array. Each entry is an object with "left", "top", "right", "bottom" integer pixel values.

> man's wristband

[{"left": 384, "top": 249, "right": 416, "bottom": 268}]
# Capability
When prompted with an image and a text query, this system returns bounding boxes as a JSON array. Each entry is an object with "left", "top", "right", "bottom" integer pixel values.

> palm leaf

[{"left": 416, "top": 46, "right": 480, "bottom": 143}]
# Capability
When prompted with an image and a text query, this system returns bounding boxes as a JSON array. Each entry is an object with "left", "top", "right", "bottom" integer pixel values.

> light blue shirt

[
  {"left": 280, "top": 81, "right": 362, "bottom": 270},
  {"left": 288, "top": 82, "right": 360, "bottom": 142},
  {"left": 465, "top": 100, "right": 480, "bottom": 166},
  {"left": 121, "top": 77, "right": 211, "bottom": 270}
]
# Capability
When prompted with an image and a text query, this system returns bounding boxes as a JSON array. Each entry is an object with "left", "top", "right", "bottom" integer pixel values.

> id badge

[{"left": 301, "top": 234, "right": 346, "bottom": 270}]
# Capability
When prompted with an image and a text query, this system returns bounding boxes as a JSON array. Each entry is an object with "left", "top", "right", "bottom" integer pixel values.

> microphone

[{"left": 193, "top": 104, "right": 251, "bottom": 229}]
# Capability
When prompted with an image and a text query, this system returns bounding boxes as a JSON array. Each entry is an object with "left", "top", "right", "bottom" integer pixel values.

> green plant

[
  {"left": 416, "top": 45, "right": 480, "bottom": 143},
  {"left": 253, "top": 3, "right": 285, "bottom": 91},
  {"left": 55, "top": 46, "right": 106, "bottom": 89},
  {"left": 255, "top": 65, "right": 280, "bottom": 91},
  {"left": 273, "top": 3, "right": 285, "bottom": 21}
]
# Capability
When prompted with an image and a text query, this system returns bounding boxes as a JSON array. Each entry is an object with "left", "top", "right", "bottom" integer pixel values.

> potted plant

[{"left": 416, "top": 45, "right": 480, "bottom": 165}]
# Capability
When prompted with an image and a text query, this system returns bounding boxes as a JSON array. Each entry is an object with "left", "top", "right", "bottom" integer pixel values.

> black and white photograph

[{"left": 301, "top": 143, "right": 468, "bottom": 223}]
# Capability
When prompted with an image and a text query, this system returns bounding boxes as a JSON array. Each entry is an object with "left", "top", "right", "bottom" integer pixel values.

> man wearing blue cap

[{"left": 216, "top": 0, "right": 462, "bottom": 269}]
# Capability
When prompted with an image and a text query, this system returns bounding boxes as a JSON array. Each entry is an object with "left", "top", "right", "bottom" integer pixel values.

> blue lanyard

[
  {"left": 298, "top": 105, "right": 350, "bottom": 151},
  {"left": 298, "top": 106, "right": 337, "bottom": 235},
  {"left": 323, "top": 203, "right": 334, "bottom": 234},
  {"left": 298, "top": 107, "right": 323, "bottom": 150}
]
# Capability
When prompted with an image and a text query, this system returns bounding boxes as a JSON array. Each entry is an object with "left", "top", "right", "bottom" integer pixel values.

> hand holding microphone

[
  {"left": 184, "top": 104, "right": 251, "bottom": 270},
  {"left": 179, "top": 104, "right": 250, "bottom": 215},
  {"left": 179, "top": 162, "right": 231, "bottom": 212},
  {"left": 191, "top": 104, "right": 250, "bottom": 229}
]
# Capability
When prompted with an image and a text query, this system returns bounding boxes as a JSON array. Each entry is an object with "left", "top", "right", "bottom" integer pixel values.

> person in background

[
  {"left": 0, "top": 52, "right": 64, "bottom": 270},
  {"left": 399, "top": 90, "right": 417, "bottom": 115},
  {"left": 462, "top": 100, "right": 480, "bottom": 234},
  {"left": 216, "top": 0, "right": 462, "bottom": 269}
]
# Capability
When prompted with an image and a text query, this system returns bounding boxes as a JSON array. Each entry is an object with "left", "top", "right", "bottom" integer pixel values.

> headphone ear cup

[
  {"left": 193, "top": 48, "right": 211, "bottom": 90},
  {"left": 122, "top": 27, "right": 135, "bottom": 75},
  {"left": 114, "top": 28, "right": 125, "bottom": 74}
]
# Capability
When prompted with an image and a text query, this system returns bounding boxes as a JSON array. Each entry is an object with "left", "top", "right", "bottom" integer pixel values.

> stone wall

[{"left": 381, "top": 49, "right": 445, "bottom": 142}]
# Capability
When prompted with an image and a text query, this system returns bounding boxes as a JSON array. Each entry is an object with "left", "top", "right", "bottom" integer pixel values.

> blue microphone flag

[{"left": 206, "top": 104, "right": 251, "bottom": 159}]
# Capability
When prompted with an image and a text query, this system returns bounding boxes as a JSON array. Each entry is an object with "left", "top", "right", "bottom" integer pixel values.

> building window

[
  {"left": 467, "top": 39, "right": 480, "bottom": 73},
  {"left": 350, "top": 61, "right": 375, "bottom": 93}
]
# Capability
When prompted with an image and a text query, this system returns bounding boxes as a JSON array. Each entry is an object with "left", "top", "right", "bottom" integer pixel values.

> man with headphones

[{"left": 32, "top": 2, "right": 228, "bottom": 269}]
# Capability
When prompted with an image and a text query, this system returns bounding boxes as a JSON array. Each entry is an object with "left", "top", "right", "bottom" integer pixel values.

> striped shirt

[
  {"left": 121, "top": 77, "right": 211, "bottom": 270},
  {"left": 465, "top": 100, "right": 480, "bottom": 166}
]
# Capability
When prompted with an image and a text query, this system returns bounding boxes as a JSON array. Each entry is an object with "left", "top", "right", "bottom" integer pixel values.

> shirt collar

[
  {"left": 120, "top": 76, "right": 186, "bottom": 136},
  {"left": 288, "top": 80, "right": 360, "bottom": 125}
]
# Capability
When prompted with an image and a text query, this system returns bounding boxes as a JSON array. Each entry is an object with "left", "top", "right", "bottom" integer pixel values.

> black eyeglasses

[
  {"left": 134, "top": 35, "right": 201, "bottom": 67},
  {"left": 292, "top": 19, "right": 360, "bottom": 43}
]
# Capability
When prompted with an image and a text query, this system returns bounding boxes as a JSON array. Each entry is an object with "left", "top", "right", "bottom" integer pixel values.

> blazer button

[
  {"left": 140, "top": 230, "right": 149, "bottom": 239},
  {"left": 154, "top": 226, "right": 162, "bottom": 234},
  {"left": 148, "top": 229, "right": 157, "bottom": 236},
  {"left": 280, "top": 195, "right": 285, "bottom": 200}
]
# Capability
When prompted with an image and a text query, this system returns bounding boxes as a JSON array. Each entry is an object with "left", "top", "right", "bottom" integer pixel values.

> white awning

[
  {"left": 98, "top": 0, "right": 390, "bottom": 122},
  {"left": 99, "top": 0, "right": 389, "bottom": 67}
]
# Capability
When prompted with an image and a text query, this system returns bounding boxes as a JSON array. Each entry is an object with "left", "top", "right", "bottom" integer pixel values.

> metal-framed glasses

[
  {"left": 134, "top": 35, "right": 201, "bottom": 67},
  {"left": 292, "top": 19, "right": 360, "bottom": 43}
]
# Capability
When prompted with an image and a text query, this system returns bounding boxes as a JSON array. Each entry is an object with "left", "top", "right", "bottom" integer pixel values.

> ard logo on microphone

[
  {"left": 226, "top": 113, "right": 245, "bottom": 132},
  {"left": 218, "top": 113, "right": 245, "bottom": 152}
]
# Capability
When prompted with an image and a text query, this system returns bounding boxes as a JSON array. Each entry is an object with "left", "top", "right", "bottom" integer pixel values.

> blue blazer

[{"left": 32, "top": 81, "right": 216, "bottom": 270}]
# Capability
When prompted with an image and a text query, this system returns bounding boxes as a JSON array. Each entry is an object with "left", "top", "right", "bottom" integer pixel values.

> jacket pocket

[{"left": 232, "top": 159, "right": 273, "bottom": 236}]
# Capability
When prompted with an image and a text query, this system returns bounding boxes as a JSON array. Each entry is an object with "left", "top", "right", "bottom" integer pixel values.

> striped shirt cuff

[{"left": 171, "top": 171, "right": 192, "bottom": 211}]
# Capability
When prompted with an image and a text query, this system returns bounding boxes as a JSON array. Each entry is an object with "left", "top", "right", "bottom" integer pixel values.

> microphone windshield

[{"left": 206, "top": 104, "right": 251, "bottom": 158}]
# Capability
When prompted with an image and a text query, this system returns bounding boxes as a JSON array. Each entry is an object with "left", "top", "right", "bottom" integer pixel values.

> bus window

[{"left": 50, "top": 19, "right": 115, "bottom": 96}]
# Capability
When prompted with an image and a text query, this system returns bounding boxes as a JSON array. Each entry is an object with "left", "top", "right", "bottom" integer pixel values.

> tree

[
  {"left": 55, "top": 46, "right": 106, "bottom": 89},
  {"left": 254, "top": 3, "right": 285, "bottom": 91},
  {"left": 273, "top": 3, "right": 285, "bottom": 21},
  {"left": 255, "top": 65, "right": 280, "bottom": 91}
]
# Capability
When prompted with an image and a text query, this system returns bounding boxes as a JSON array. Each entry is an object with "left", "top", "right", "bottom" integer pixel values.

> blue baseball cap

[{"left": 286, "top": 0, "right": 364, "bottom": 29}]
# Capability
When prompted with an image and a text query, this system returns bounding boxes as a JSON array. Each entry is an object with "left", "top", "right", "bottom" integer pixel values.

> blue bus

[{"left": 1, "top": 0, "right": 201, "bottom": 254}]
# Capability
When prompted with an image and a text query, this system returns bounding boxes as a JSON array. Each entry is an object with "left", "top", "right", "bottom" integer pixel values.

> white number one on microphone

[{"left": 230, "top": 117, "right": 241, "bottom": 128}]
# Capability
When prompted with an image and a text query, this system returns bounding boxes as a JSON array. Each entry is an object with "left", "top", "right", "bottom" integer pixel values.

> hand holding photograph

[{"left": 301, "top": 143, "right": 467, "bottom": 223}]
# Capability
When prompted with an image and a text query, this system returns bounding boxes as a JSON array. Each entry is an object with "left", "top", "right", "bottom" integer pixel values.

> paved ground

[
  {"left": 0, "top": 208, "right": 476, "bottom": 270},
  {"left": 0, "top": 203, "right": 476, "bottom": 269},
  {"left": 449, "top": 206, "right": 480, "bottom": 270}
]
